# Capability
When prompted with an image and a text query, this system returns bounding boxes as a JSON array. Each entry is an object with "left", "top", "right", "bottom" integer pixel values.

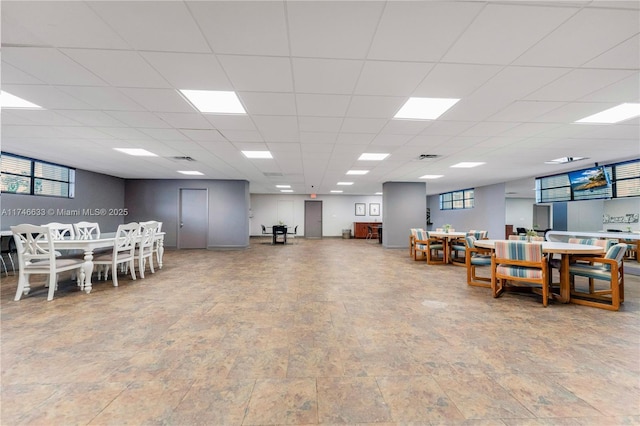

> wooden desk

[
  {"left": 474, "top": 239, "right": 604, "bottom": 303},
  {"left": 353, "top": 222, "right": 380, "bottom": 239}
]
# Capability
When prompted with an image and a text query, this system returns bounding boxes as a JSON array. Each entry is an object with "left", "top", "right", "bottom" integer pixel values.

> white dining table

[{"left": 473, "top": 239, "right": 604, "bottom": 303}]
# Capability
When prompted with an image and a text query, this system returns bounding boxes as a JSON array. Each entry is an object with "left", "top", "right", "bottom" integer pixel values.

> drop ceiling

[{"left": 1, "top": 1, "right": 639, "bottom": 198}]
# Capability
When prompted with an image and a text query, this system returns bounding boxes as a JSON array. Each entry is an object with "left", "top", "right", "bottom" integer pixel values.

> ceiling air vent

[
  {"left": 418, "top": 154, "right": 440, "bottom": 160},
  {"left": 171, "top": 156, "right": 195, "bottom": 162}
]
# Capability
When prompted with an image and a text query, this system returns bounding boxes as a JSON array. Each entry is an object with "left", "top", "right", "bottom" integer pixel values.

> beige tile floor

[{"left": 1, "top": 237, "right": 639, "bottom": 425}]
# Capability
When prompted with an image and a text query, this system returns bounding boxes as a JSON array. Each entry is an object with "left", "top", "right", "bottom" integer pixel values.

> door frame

[
  {"left": 177, "top": 188, "right": 209, "bottom": 249},
  {"left": 304, "top": 200, "right": 323, "bottom": 239}
]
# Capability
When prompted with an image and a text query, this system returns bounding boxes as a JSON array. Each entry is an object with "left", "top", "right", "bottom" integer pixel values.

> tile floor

[{"left": 1, "top": 238, "right": 639, "bottom": 425}]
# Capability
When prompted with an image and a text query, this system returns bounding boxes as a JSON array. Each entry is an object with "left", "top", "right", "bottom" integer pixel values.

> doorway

[
  {"left": 304, "top": 200, "right": 322, "bottom": 239},
  {"left": 178, "top": 188, "right": 208, "bottom": 249}
]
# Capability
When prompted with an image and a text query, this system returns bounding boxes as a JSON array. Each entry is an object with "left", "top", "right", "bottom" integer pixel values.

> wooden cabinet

[{"left": 354, "top": 222, "right": 380, "bottom": 239}]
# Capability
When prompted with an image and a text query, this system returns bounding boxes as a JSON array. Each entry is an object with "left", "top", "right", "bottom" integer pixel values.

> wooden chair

[
  {"left": 568, "top": 243, "right": 627, "bottom": 311},
  {"left": 491, "top": 240, "right": 550, "bottom": 307},
  {"left": 451, "top": 230, "right": 487, "bottom": 264},
  {"left": 73, "top": 221, "right": 101, "bottom": 239},
  {"left": 464, "top": 236, "right": 492, "bottom": 287},
  {"left": 508, "top": 235, "right": 544, "bottom": 241},
  {"left": 93, "top": 222, "right": 139, "bottom": 287},
  {"left": 134, "top": 221, "right": 157, "bottom": 279},
  {"left": 409, "top": 228, "right": 423, "bottom": 258},
  {"left": 414, "top": 230, "right": 444, "bottom": 264},
  {"left": 11, "top": 224, "right": 86, "bottom": 301}
]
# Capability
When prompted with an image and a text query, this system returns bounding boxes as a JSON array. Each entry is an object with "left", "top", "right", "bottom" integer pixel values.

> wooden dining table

[
  {"left": 427, "top": 231, "right": 467, "bottom": 264},
  {"left": 473, "top": 239, "right": 605, "bottom": 303}
]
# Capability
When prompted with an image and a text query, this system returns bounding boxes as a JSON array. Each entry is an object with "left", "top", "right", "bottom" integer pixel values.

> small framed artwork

[
  {"left": 355, "top": 203, "right": 366, "bottom": 216},
  {"left": 369, "top": 203, "right": 380, "bottom": 216}
]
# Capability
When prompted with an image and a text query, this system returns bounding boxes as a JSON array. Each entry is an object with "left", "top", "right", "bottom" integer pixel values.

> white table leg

[
  {"left": 157, "top": 236, "right": 164, "bottom": 269},
  {"left": 82, "top": 250, "right": 95, "bottom": 294}
]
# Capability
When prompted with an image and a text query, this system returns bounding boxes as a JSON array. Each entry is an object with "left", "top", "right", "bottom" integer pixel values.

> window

[
  {"left": 536, "top": 159, "right": 639, "bottom": 203},
  {"left": 1, "top": 152, "right": 75, "bottom": 198},
  {"left": 440, "top": 188, "right": 474, "bottom": 210}
]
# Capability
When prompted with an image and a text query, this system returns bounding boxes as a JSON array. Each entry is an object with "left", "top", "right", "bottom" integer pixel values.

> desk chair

[
  {"left": 261, "top": 225, "right": 272, "bottom": 244},
  {"left": 287, "top": 225, "right": 298, "bottom": 243}
]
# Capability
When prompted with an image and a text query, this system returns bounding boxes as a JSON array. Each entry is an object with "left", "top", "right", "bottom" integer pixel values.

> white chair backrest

[
  {"left": 46, "top": 222, "right": 74, "bottom": 240},
  {"left": 113, "top": 222, "right": 140, "bottom": 255},
  {"left": 138, "top": 221, "right": 157, "bottom": 251},
  {"left": 74, "top": 221, "right": 101, "bottom": 239},
  {"left": 11, "top": 224, "right": 56, "bottom": 265}
]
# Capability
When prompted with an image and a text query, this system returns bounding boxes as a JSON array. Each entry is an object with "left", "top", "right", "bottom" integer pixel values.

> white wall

[
  {"left": 602, "top": 198, "right": 640, "bottom": 232},
  {"left": 505, "top": 198, "right": 535, "bottom": 230},
  {"left": 250, "top": 194, "right": 383, "bottom": 237}
]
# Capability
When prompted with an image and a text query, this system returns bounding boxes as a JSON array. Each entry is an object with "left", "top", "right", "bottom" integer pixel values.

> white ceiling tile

[
  {"left": 206, "top": 115, "right": 257, "bottom": 131},
  {"left": 93, "top": 127, "right": 154, "bottom": 141},
  {"left": 1, "top": 61, "right": 45, "bottom": 85},
  {"left": 240, "top": 92, "right": 296, "bottom": 116},
  {"left": 577, "top": 73, "right": 640, "bottom": 103},
  {"left": 419, "top": 121, "right": 476, "bottom": 136},
  {"left": 295, "top": 94, "right": 351, "bottom": 117},
  {"left": 220, "top": 130, "right": 264, "bottom": 143},
  {"left": 218, "top": 55, "right": 293, "bottom": 92},
  {"left": 412, "top": 63, "right": 502, "bottom": 98},
  {"left": 118, "top": 88, "right": 195, "bottom": 113},
  {"left": 62, "top": 49, "right": 169, "bottom": 88},
  {"left": 336, "top": 133, "right": 376, "bottom": 145},
  {"left": 299, "top": 132, "right": 338, "bottom": 144},
  {"left": 514, "top": 7, "right": 640, "bottom": 67},
  {"left": 298, "top": 117, "right": 344, "bottom": 133},
  {"left": 141, "top": 52, "right": 232, "bottom": 90},
  {"left": 340, "top": 118, "right": 388, "bottom": 134},
  {"left": 90, "top": 2, "right": 210, "bottom": 52},
  {"left": 2, "top": 109, "right": 81, "bottom": 126},
  {"left": 444, "top": 4, "right": 577, "bottom": 64},
  {"left": 525, "top": 69, "right": 636, "bottom": 102},
  {"left": 489, "top": 101, "right": 566, "bottom": 122},
  {"left": 2, "top": 84, "right": 92, "bottom": 110},
  {"left": 252, "top": 115, "right": 299, "bottom": 142},
  {"left": 105, "top": 111, "right": 172, "bottom": 128},
  {"left": 368, "top": 2, "right": 483, "bottom": 62},
  {"left": 56, "top": 86, "right": 146, "bottom": 111},
  {"left": 354, "top": 61, "right": 434, "bottom": 96},
  {"left": 139, "top": 128, "right": 191, "bottom": 141},
  {"left": 188, "top": 1, "right": 289, "bottom": 56},
  {"left": 381, "top": 120, "right": 433, "bottom": 135},
  {"left": 461, "top": 122, "right": 519, "bottom": 137},
  {"left": 371, "top": 134, "right": 413, "bottom": 146},
  {"left": 180, "top": 129, "right": 227, "bottom": 142},
  {"left": 155, "top": 113, "right": 212, "bottom": 130},
  {"left": 287, "top": 1, "right": 384, "bottom": 59},
  {"left": 346, "top": 96, "right": 405, "bottom": 119},
  {"left": 583, "top": 34, "right": 640, "bottom": 69},
  {"left": 2, "top": 1, "right": 129, "bottom": 49},
  {"left": 56, "top": 110, "right": 127, "bottom": 127},
  {"left": 292, "top": 58, "right": 362, "bottom": 94}
]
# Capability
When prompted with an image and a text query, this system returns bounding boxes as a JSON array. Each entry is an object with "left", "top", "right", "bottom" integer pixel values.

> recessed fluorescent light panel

[
  {"left": 358, "top": 153, "right": 389, "bottom": 161},
  {"left": 242, "top": 151, "right": 272, "bottom": 159},
  {"left": 179, "top": 90, "right": 246, "bottom": 114},
  {"left": 420, "top": 174, "right": 444, "bottom": 179},
  {"left": 330, "top": 190, "right": 343, "bottom": 193},
  {"left": 337, "top": 182, "right": 354, "bottom": 186},
  {"left": 276, "top": 185, "right": 290, "bottom": 188},
  {"left": 114, "top": 148, "right": 158, "bottom": 157},
  {"left": 576, "top": 103, "right": 640, "bottom": 124},
  {"left": 394, "top": 97, "right": 459, "bottom": 120},
  {"left": 280, "top": 189, "right": 293, "bottom": 193},
  {"left": 375, "top": 192, "right": 383, "bottom": 195},
  {"left": 1, "top": 91, "right": 42, "bottom": 109},
  {"left": 450, "top": 162, "right": 485, "bottom": 168},
  {"left": 346, "top": 170, "right": 369, "bottom": 175},
  {"left": 544, "top": 156, "right": 587, "bottom": 165},
  {"left": 178, "top": 170, "right": 204, "bottom": 175}
]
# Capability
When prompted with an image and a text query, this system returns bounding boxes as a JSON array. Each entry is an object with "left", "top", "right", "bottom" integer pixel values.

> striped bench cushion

[{"left": 495, "top": 241, "right": 544, "bottom": 262}]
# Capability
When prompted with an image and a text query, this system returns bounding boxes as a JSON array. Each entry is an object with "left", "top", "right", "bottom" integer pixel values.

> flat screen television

[{"left": 568, "top": 166, "right": 612, "bottom": 200}]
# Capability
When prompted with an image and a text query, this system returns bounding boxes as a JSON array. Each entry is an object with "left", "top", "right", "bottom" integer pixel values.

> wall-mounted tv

[{"left": 568, "top": 166, "right": 612, "bottom": 201}]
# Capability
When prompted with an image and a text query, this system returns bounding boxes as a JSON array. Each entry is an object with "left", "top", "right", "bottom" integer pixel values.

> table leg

[
  {"left": 82, "top": 250, "right": 95, "bottom": 294},
  {"left": 557, "top": 253, "right": 571, "bottom": 303},
  {"left": 157, "top": 237, "right": 164, "bottom": 269}
]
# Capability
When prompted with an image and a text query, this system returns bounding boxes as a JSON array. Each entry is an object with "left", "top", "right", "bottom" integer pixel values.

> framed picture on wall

[
  {"left": 369, "top": 203, "right": 380, "bottom": 216},
  {"left": 355, "top": 203, "right": 366, "bottom": 216}
]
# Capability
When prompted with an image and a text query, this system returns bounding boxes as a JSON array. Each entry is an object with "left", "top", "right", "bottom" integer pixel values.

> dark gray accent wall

[
  {"left": 382, "top": 182, "right": 427, "bottom": 249},
  {"left": 552, "top": 202, "right": 568, "bottom": 231},
  {"left": 428, "top": 183, "right": 506, "bottom": 240},
  {"left": 1, "top": 169, "right": 125, "bottom": 230},
  {"left": 124, "top": 179, "right": 249, "bottom": 249}
]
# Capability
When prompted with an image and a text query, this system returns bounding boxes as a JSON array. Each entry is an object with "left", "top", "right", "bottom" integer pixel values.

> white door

[{"left": 178, "top": 189, "right": 208, "bottom": 249}]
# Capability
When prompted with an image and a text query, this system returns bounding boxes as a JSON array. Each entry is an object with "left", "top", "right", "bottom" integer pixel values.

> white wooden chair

[
  {"left": 140, "top": 221, "right": 163, "bottom": 269},
  {"left": 73, "top": 221, "right": 101, "bottom": 239},
  {"left": 93, "top": 222, "right": 138, "bottom": 287},
  {"left": 134, "top": 221, "right": 157, "bottom": 278},
  {"left": 11, "top": 224, "right": 85, "bottom": 301}
]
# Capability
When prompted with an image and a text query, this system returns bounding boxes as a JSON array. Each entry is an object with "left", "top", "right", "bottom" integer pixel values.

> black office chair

[
  {"left": 261, "top": 225, "right": 272, "bottom": 244},
  {"left": 516, "top": 227, "right": 527, "bottom": 235},
  {"left": 287, "top": 225, "right": 298, "bottom": 243}
]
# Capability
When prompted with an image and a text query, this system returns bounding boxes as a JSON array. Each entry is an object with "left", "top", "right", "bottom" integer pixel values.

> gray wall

[
  {"left": 1, "top": 169, "right": 125, "bottom": 231},
  {"left": 124, "top": 179, "right": 250, "bottom": 249},
  {"left": 428, "top": 183, "right": 506, "bottom": 240},
  {"left": 382, "top": 181, "right": 427, "bottom": 249}
]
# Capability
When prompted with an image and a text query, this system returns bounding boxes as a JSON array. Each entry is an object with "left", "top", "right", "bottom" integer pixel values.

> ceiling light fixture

[
  {"left": 337, "top": 182, "right": 354, "bottom": 185},
  {"left": 544, "top": 156, "right": 587, "bottom": 165},
  {"left": 346, "top": 170, "right": 369, "bottom": 175},
  {"left": 450, "top": 162, "right": 485, "bottom": 168},
  {"left": 242, "top": 151, "right": 273, "bottom": 159},
  {"left": 576, "top": 103, "right": 640, "bottom": 124},
  {"left": 280, "top": 189, "right": 293, "bottom": 193},
  {"left": 179, "top": 89, "right": 246, "bottom": 114},
  {"left": 276, "top": 185, "right": 291, "bottom": 188},
  {"left": 114, "top": 148, "right": 158, "bottom": 157},
  {"left": 178, "top": 170, "right": 204, "bottom": 175},
  {"left": 358, "top": 153, "right": 389, "bottom": 161},
  {"left": 0, "top": 91, "right": 43, "bottom": 109},
  {"left": 420, "top": 174, "right": 444, "bottom": 179},
  {"left": 330, "top": 190, "right": 343, "bottom": 193},
  {"left": 394, "top": 97, "right": 459, "bottom": 120}
]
